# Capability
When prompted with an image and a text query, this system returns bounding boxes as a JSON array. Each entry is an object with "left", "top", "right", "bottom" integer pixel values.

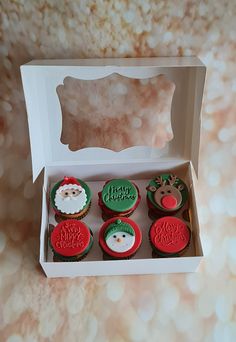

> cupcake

[
  {"left": 146, "top": 174, "right": 188, "bottom": 219},
  {"left": 149, "top": 216, "right": 191, "bottom": 258},
  {"left": 50, "top": 219, "right": 93, "bottom": 262},
  {"left": 98, "top": 179, "right": 140, "bottom": 220},
  {"left": 50, "top": 176, "right": 92, "bottom": 220},
  {"left": 99, "top": 217, "right": 142, "bottom": 260}
]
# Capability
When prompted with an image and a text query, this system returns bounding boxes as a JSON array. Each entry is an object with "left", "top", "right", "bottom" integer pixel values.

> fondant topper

[{"left": 146, "top": 174, "right": 188, "bottom": 212}]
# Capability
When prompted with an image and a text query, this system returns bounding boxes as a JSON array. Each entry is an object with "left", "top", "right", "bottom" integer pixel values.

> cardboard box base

[{"left": 40, "top": 160, "right": 203, "bottom": 278}]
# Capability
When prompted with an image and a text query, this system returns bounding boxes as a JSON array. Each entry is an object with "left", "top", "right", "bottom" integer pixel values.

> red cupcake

[
  {"left": 99, "top": 217, "right": 142, "bottom": 260},
  {"left": 149, "top": 216, "right": 191, "bottom": 258},
  {"left": 50, "top": 219, "right": 93, "bottom": 262}
]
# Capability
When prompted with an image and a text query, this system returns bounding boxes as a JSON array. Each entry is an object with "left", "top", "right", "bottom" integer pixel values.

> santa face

[
  {"left": 106, "top": 231, "right": 135, "bottom": 253},
  {"left": 59, "top": 188, "right": 81, "bottom": 198},
  {"left": 55, "top": 185, "right": 87, "bottom": 214}
]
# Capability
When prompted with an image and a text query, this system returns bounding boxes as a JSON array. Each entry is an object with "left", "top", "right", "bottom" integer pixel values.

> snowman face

[{"left": 106, "top": 231, "right": 135, "bottom": 253}]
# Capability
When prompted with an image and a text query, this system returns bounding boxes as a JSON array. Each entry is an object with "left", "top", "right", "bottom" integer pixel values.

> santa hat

[
  {"left": 57, "top": 177, "right": 82, "bottom": 193},
  {"left": 104, "top": 219, "right": 134, "bottom": 240}
]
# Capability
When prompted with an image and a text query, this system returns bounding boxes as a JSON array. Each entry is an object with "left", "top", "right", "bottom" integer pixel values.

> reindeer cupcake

[{"left": 146, "top": 174, "right": 189, "bottom": 219}]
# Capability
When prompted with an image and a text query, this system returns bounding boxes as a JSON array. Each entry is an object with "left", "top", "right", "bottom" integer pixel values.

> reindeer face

[
  {"left": 154, "top": 184, "right": 182, "bottom": 210},
  {"left": 147, "top": 174, "right": 185, "bottom": 211}
]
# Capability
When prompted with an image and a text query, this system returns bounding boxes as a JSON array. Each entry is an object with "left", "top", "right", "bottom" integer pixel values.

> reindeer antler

[
  {"left": 155, "top": 176, "right": 166, "bottom": 186},
  {"left": 168, "top": 174, "right": 177, "bottom": 186}
]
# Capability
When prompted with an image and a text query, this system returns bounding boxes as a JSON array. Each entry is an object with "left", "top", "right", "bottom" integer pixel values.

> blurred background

[{"left": 0, "top": 1, "right": 236, "bottom": 341}]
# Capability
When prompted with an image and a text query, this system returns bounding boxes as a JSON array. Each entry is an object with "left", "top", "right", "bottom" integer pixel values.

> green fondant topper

[
  {"left": 101, "top": 179, "right": 138, "bottom": 212},
  {"left": 146, "top": 173, "right": 188, "bottom": 211},
  {"left": 50, "top": 178, "right": 91, "bottom": 211}
]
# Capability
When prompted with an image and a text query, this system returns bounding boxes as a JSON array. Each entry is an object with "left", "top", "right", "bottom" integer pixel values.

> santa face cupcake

[
  {"left": 146, "top": 174, "right": 188, "bottom": 219},
  {"left": 50, "top": 176, "right": 92, "bottom": 220},
  {"left": 99, "top": 217, "right": 142, "bottom": 260},
  {"left": 149, "top": 216, "right": 191, "bottom": 258},
  {"left": 50, "top": 219, "right": 93, "bottom": 262},
  {"left": 98, "top": 179, "right": 140, "bottom": 220}
]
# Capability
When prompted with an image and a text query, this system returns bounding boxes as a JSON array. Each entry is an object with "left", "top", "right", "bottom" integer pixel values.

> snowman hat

[
  {"left": 57, "top": 177, "right": 82, "bottom": 193},
  {"left": 104, "top": 219, "right": 134, "bottom": 240}
]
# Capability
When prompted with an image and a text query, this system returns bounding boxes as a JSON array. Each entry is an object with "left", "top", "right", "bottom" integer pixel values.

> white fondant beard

[
  {"left": 55, "top": 188, "right": 87, "bottom": 214},
  {"left": 106, "top": 232, "right": 135, "bottom": 253}
]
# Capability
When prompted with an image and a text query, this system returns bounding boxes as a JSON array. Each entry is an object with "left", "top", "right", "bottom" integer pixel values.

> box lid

[{"left": 20, "top": 57, "right": 205, "bottom": 182}]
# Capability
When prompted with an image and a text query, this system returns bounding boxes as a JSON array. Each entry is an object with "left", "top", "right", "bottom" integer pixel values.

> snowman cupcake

[
  {"left": 98, "top": 179, "right": 141, "bottom": 220},
  {"left": 50, "top": 176, "right": 92, "bottom": 220},
  {"left": 146, "top": 174, "right": 188, "bottom": 219},
  {"left": 99, "top": 217, "right": 142, "bottom": 260}
]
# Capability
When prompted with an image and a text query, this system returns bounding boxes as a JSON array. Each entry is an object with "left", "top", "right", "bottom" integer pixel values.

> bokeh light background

[{"left": 0, "top": 1, "right": 236, "bottom": 341}]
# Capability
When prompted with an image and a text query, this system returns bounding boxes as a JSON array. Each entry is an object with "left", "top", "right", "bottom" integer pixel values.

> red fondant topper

[
  {"left": 99, "top": 217, "right": 142, "bottom": 258},
  {"left": 150, "top": 216, "right": 190, "bottom": 254},
  {"left": 51, "top": 219, "right": 90, "bottom": 257}
]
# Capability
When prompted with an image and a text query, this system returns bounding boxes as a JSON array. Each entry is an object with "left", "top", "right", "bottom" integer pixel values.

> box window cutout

[{"left": 56, "top": 74, "right": 175, "bottom": 152}]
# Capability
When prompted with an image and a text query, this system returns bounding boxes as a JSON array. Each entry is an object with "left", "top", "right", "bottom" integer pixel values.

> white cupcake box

[{"left": 21, "top": 57, "right": 206, "bottom": 278}]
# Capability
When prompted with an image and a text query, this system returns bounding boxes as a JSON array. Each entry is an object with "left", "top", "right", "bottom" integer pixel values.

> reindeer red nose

[{"left": 161, "top": 195, "right": 177, "bottom": 209}]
